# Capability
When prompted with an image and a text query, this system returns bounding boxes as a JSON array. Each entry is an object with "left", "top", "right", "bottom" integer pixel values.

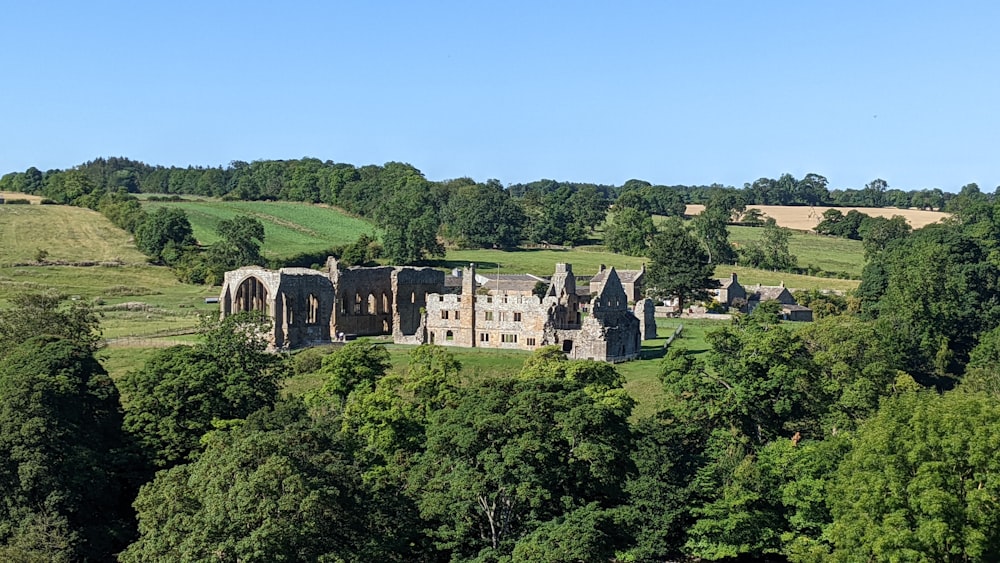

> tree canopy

[
  {"left": 120, "top": 313, "right": 286, "bottom": 467},
  {"left": 645, "top": 218, "right": 719, "bottom": 311}
]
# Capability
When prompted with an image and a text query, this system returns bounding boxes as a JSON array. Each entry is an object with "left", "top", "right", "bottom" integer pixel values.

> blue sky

[{"left": 1, "top": 1, "right": 997, "bottom": 191}]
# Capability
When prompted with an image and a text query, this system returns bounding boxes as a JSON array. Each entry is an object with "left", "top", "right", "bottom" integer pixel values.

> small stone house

[
  {"left": 713, "top": 273, "right": 813, "bottom": 321},
  {"left": 715, "top": 273, "right": 747, "bottom": 310}
]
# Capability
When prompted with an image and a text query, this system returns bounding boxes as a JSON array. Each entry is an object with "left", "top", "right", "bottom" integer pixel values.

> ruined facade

[
  {"left": 219, "top": 260, "right": 643, "bottom": 362},
  {"left": 220, "top": 267, "right": 334, "bottom": 350},
  {"left": 590, "top": 264, "right": 646, "bottom": 303},
  {"left": 424, "top": 263, "right": 641, "bottom": 362}
]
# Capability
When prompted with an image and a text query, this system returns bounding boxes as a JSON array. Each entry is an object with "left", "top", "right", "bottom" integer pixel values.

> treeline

[
  {"left": 3, "top": 157, "right": 983, "bottom": 210},
  {"left": 2, "top": 157, "right": 994, "bottom": 276},
  {"left": 6, "top": 190, "right": 1000, "bottom": 560}
]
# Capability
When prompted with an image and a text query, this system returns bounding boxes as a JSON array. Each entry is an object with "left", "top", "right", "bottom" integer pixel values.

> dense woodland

[{"left": 4, "top": 158, "right": 1000, "bottom": 560}]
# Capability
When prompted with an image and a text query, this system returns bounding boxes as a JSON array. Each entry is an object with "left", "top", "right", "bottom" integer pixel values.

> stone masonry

[{"left": 220, "top": 260, "right": 644, "bottom": 362}]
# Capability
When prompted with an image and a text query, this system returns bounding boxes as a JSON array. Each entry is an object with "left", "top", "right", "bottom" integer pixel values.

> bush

[{"left": 3, "top": 198, "right": 30, "bottom": 205}]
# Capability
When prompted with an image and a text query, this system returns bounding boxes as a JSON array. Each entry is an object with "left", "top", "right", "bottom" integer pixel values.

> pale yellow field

[
  {"left": 0, "top": 204, "right": 147, "bottom": 264},
  {"left": 0, "top": 191, "right": 44, "bottom": 204},
  {"left": 686, "top": 204, "right": 950, "bottom": 231}
]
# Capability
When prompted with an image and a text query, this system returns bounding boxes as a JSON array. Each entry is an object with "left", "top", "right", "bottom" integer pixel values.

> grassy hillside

[
  {"left": 142, "top": 200, "right": 379, "bottom": 261},
  {"left": 0, "top": 200, "right": 218, "bottom": 341},
  {"left": 0, "top": 204, "right": 147, "bottom": 265},
  {"left": 728, "top": 225, "right": 865, "bottom": 278}
]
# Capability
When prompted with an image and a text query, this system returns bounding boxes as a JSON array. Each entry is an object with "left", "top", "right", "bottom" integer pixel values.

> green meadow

[
  {"left": 142, "top": 200, "right": 379, "bottom": 261},
  {"left": 728, "top": 225, "right": 865, "bottom": 279},
  {"left": 0, "top": 204, "right": 147, "bottom": 265}
]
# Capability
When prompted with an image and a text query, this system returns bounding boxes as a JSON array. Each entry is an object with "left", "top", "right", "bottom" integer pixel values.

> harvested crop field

[{"left": 685, "top": 204, "right": 949, "bottom": 231}]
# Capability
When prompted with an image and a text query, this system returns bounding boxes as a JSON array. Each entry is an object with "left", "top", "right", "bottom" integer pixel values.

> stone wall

[
  {"left": 392, "top": 267, "right": 446, "bottom": 342},
  {"left": 634, "top": 298, "right": 657, "bottom": 340},
  {"left": 219, "top": 266, "right": 333, "bottom": 349},
  {"left": 220, "top": 260, "right": 642, "bottom": 362}
]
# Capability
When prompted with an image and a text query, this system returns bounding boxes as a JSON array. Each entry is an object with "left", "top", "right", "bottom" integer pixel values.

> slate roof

[
  {"left": 749, "top": 286, "right": 789, "bottom": 301},
  {"left": 591, "top": 268, "right": 644, "bottom": 284}
]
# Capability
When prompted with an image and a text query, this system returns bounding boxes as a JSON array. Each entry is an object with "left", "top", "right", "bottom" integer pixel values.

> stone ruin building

[
  {"left": 219, "top": 259, "right": 645, "bottom": 362},
  {"left": 424, "top": 263, "right": 641, "bottom": 362}
]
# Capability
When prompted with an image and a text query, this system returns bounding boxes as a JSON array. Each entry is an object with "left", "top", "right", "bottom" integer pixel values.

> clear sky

[{"left": 1, "top": 1, "right": 997, "bottom": 191}]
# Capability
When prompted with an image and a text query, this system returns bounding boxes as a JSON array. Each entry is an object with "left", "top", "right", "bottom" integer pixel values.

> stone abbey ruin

[{"left": 219, "top": 259, "right": 649, "bottom": 362}]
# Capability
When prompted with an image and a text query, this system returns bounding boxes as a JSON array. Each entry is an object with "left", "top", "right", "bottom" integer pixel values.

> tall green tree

[
  {"left": 692, "top": 203, "right": 736, "bottom": 264},
  {"left": 604, "top": 207, "right": 656, "bottom": 256},
  {"left": 409, "top": 377, "right": 634, "bottom": 559},
  {"left": 306, "top": 339, "right": 392, "bottom": 409},
  {"left": 828, "top": 389, "right": 1000, "bottom": 561},
  {"left": 203, "top": 214, "right": 266, "bottom": 280},
  {"left": 121, "top": 401, "right": 379, "bottom": 562},
  {"left": 120, "top": 313, "right": 286, "bottom": 467},
  {"left": 377, "top": 180, "right": 445, "bottom": 264},
  {"left": 858, "top": 214, "right": 911, "bottom": 259},
  {"left": 859, "top": 223, "right": 1000, "bottom": 378},
  {"left": 739, "top": 219, "right": 797, "bottom": 271},
  {"left": 0, "top": 293, "right": 102, "bottom": 357},
  {"left": 442, "top": 179, "right": 524, "bottom": 249},
  {"left": 0, "top": 336, "right": 133, "bottom": 561},
  {"left": 133, "top": 207, "right": 195, "bottom": 264},
  {"left": 645, "top": 218, "right": 719, "bottom": 312}
]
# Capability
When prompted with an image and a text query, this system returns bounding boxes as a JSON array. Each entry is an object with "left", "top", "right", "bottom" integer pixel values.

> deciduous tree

[
  {"left": 604, "top": 207, "right": 656, "bottom": 256},
  {"left": 645, "top": 218, "right": 719, "bottom": 312},
  {"left": 409, "top": 377, "right": 634, "bottom": 559},
  {"left": 0, "top": 336, "right": 132, "bottom": 561},
  {"left": 120, "top": 313, "right": 286, "bottom": 467}
]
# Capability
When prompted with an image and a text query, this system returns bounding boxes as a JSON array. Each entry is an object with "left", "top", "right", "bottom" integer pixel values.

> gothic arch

[{"left": 234, "top": 276, "right": 269, "bottom": 314}]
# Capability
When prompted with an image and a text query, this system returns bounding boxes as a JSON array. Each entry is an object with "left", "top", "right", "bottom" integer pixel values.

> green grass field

[
  {"left": 142, "top": 200, "right": 379, "bottom": 260},
  {"left": 0, "top": 202, "right": 220, "bottom": 346},
  {"left": 728, "top": 225, "right": 865, "bottom": 278},
  {"left": 0, "top": 264, "right": 219, "bottom": 339}
]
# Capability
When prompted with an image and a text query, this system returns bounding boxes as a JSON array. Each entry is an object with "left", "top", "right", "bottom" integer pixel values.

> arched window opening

[
  {"left": 234, "top": 277, "right": 269, "bottom": 314},
  {"left": 307, "top": 294, "right": 319, "bottom": 324}
]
